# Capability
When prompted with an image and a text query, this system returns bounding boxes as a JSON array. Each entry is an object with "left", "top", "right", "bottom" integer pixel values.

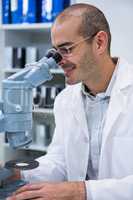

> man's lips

[{"left": 62, "top": 64, "right": 76, "bottom": 76}]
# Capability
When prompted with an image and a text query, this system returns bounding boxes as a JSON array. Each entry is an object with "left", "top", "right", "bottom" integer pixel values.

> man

[{"left": 8, "top": 3, "right": 133, "bottom": 200}]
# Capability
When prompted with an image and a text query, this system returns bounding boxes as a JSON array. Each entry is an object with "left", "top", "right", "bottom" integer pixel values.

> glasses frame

[{"left": 55, "top": 32, "right": 98, "bottom": 57}]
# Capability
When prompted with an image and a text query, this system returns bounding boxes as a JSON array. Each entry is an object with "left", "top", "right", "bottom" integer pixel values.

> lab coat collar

[{"left": 114, "top": 57, "right": 133, "bottom": 91}]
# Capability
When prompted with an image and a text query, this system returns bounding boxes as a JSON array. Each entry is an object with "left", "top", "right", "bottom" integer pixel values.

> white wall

[{"left": 75, "top": 0, "right": 133, "bottom": 63}]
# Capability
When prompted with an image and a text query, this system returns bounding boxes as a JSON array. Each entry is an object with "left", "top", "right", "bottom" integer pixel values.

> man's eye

[
  {"left": 67, "top": 46, "right": 74, "bottom": 53},
  {"left": 58, "top": 46, "right": 74, "bottom": 56},
  {"left": 59, "top": 48, "right": 69, "bottom": 55}
]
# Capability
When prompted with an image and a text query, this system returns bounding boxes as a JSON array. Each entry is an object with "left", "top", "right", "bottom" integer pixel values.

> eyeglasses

[{"left": 54, "top": 32, "right": 98, "bottom": 57}]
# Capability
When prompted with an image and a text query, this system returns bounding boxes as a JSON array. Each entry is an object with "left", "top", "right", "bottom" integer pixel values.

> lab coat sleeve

[
  {"left": 85, "top": 176, "right": 133, "bottom": 200},
  {"left": 22, "top": 94, "right": 67, "bottom": 183}
]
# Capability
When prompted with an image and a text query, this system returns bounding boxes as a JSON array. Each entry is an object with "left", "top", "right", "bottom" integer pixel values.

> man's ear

[{"left": 94, "top": 31, "right": 108, "bottom": 55}]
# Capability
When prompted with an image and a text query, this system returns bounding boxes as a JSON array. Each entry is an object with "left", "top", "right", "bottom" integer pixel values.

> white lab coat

[{"left": 23, "top": 57, "right": 133, "bottom": 200}]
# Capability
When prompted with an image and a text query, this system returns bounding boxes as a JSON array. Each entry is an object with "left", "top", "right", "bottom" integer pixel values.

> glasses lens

[{"left": 58, "top": 47, "right": 69, "bottom": 56}]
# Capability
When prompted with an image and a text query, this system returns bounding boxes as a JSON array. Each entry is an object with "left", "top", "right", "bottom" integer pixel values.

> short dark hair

[{"left": 56, "top": 3, "right": 111, "bottom": 54}]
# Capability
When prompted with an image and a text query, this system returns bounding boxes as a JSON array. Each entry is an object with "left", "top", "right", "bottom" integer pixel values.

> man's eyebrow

[{"left": 53, "top": 42, "right": 73, "bottom": 49}]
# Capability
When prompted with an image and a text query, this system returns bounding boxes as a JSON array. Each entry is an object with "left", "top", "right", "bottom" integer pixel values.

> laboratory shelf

[
  {"left": 33, "top": 108, "right": 53, "bottom": 116},
  {"left": 3, "top": 68, "right": 21, "bottom": 73},
  {"left": 0, "top": 23, "right": 52, "bottom": 31}
]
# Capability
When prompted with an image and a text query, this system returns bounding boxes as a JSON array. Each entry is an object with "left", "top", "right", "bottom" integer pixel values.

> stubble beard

[{"left": 78, "top": 52, "right": 99, "bottom": 84}]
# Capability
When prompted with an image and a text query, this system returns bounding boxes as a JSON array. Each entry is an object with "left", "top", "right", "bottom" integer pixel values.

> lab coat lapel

[
  {"left": 99, "top": 58, "right": 133, "bottom": 178},
  {"left": 101, "top": 58, "right": 133, "bottom": 148},
  {"left": 72, "top": 84, "right": 89, "bottom": 141}
]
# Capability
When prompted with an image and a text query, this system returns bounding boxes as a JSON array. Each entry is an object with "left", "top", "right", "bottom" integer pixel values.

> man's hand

[{"left": 7, "top": 181, "right": 86, "bottom": 200}]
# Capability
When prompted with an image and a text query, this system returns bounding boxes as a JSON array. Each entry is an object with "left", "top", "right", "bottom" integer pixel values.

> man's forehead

[
  {"left": 51, "top": 18, "right": 82, "bottom": 47},
  {"left": 51, "top": 6, "right": 87, "bottom": 36},
  {"left": 53, "top": 14, "right": 82, "bottom": 27},
  {"left": 52, "top": 16, "right": 82, "bottom": 36}
]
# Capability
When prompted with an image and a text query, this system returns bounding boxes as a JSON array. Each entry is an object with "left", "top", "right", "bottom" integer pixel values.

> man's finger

[
  {"left": 8, "top": 190, "right": 42, "bottom": 200},
  {"left": 15, "top": 183, "right": 44, "bottom": 194}
]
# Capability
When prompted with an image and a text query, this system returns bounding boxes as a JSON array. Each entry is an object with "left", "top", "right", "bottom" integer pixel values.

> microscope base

[{"left": 0, "top": 179, "right": 27, "bottom": 199}]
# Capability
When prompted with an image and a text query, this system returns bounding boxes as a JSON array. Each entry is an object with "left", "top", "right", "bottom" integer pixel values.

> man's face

[{"left": 51, "top": 17, "right": 100, "bottom": 86}]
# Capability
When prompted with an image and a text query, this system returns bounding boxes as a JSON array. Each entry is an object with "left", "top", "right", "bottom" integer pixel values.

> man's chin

[{"left": 66, "top": 78, "right": 81, "bottom": 85}]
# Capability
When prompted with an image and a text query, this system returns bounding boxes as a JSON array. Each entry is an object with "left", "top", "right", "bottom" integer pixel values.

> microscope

[{"left": 0, "top": 49, "right": 62, "bottom": 199}]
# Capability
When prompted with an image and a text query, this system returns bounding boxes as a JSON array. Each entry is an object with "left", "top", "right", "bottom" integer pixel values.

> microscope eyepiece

[{"left": 46, "top": 49, "right": 62, "bottom": 63}]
